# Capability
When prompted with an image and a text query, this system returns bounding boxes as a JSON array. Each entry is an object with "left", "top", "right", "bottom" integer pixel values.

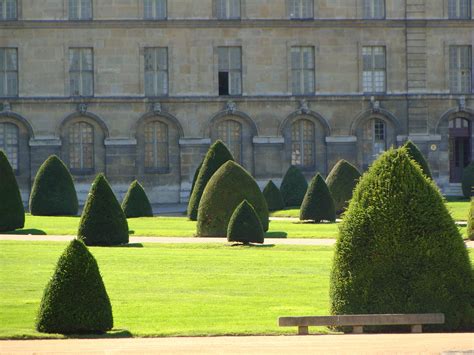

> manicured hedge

[
  {"left": 326, "top": 160, "right": 361, "bottom": 214},
  {"left": 263, "top": 180, "right": 285, "bottom": 211},
  {"left": 0, "top": 150, "right": 24, "bottom": 232},
  {"left": 300, "top": 174, "right": 336, "bottom": 223},
  {"left": 280, "top": 166, "right": 308, "bottom": 207},
  {"left": 227, "top": 200, "right": 264, "bottom": 244},
  {"left": 403, "top": 140, "right": 432, "bottom": 179},
  {"left": 469, "top": 197, "right": 474, "bottom": 241},
  {"left": 462, "top": 162, "right": 474, "bottom": 198},
  {"left": 122, "top": 180, "right": 153, "bottom": 218},
  {"left": 189, "top": 160, "right": 203, "bottom": 197}
]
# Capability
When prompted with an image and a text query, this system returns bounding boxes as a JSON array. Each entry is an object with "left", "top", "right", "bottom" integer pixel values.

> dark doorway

[{"left": 449, "top": 117, "right": 472, "bottom": 183}]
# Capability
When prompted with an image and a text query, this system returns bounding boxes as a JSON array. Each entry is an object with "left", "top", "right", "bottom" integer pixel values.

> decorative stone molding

[
  {"left": 225, "top": 100, "right": 237, "bottom": 114},
  {"left": 252, "top": 136, "right": 285, "bottom": 144},
  {"left": 179, "top": 138, "right": 212, "bottom": 146},
  {"left": 29, "top": 137, "right": 62, "bottom": 147},
  {"left": 77, "top": 103, "right": 88, "bottom": 114},
  {"left": 104, "top": 138, "right": 137, "bottom": 146},
  {"left": 151, "top": 102, "right": 162, "bottom": 114},
  {"left": 297, "top": 99, "right": 310, "bottom": 115},
  {"left": 370, "top": 96, "right": 381, "bottom": 113},
  {"left": 325, "top": 136, "right": 357, "bottom": 143},
  {"left": 2, "top": 101, "right": 11, "bottom": 112},
  {"left": 458, "top": 96, "right": 466, "bottom": 112}
]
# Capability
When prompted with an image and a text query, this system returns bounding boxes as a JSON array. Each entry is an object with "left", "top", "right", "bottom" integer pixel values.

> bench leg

[
  {"left": 411, "top": 325, "right": 422, "bottom": 333},
  {"left": 298, "top": 326, "right": 309, "bottom": 335},
  {"left": 352, "top": 326, "right": 364, "bottom": 334}
]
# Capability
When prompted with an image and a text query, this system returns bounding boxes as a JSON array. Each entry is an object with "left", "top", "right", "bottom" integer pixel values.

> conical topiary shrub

[
  {"left": 468, "top": 197, "right": 474, "bottom": 241},
  {"left": 462, "top": 162, "right": 474, "bottom": 198},
  {"left": 280, "top": 166, "right": 308, "bottom": 207},
  {"left": 36, "top": 239, "right": 113, "bottom": 334},
  {"left": 187, "top": 140, "right": 234, "bottom": 221},
  {"left": 29, "top": 155, "right": 78, "bottom": 216},
  {"left": 403, "top": 140, "right": 432, "bottom": 179},
  {"left": 300, "top": 174, "right": 336, "bottom": 223},
  {"left": 227, "top": 200, "right": 264, "bottom": 244},
  {"left": 197, "top": 161, "right": 269, "bottom": 237},
  {"left": 326, "top": 160, "right": 361, "bottom": 214},
  {"left": 330, "top": 148, "right": 474, "bottom": 331},
  {"left": 0, "top": 150, "right": 24, "bottom": 232},
  {"left": 263, "top": 180, "right": 285, "bottom": 211},
  {"left": 78, "top": 174, "right": 129, "bottom": 246},
  {"left": 189, "top": 160, "right": 203, "bottom": 198},
  {"left": 121, "top": 180, "right": 153, "bottom": 218}
]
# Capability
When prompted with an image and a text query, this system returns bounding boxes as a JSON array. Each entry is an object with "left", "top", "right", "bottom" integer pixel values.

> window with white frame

[
  {"left": 69, "top": 121, "right": 94, "bottom": 172},
  {"left": 144, "top": 121, "right": 169, "bottom": 170},
  {"left": 144, "top": 0, "right": 167, "bottom": 19},
  {"left": 448, "top": 0, "right": 471, "bottom": 19},
  {"left": 0, "top": 122, "right": 19, "bottom": 171},
  {"left": 291, "top": 119, "right": 315, "bottom": 168},
  {"left": 218, "top": 47, "right": 242, "bottom": 96},
  {"left": 449, "top": 46, "right": 472, "bottom": 93},
  {"left": 288, "top": 0, "right": 313, "bottom": 19},
  {"left": 0, "top": 0, "right": 16, "bottom": 20},
  {"left": 291, "top": 46, "right": 315, "bottom": 95},
  {"left": 145, "top": 47, "right": 168, "bottom": 97},
  {"left": 69, "top": 0, "right": 92, "bottom": 20},
  {"left": 0, "top": 48, "right": 18, "bottom": 97},
  {"left": 363, "top": 46, "right": 386, "bottom": 93},
  {"left": 69, "top": 48, "right": 93, "bottom": 97},
  {"left": 363, "top": 0, "right": 385, "bottom": 19},
  {"left": 216, "top": 0, "right": 241, "bottom": 19},
  {"left": 217, "top": 120, "right": 242, "bottom": 163},
  {"left": 372, "top": 119, "right": 386, "bottom": 159}
]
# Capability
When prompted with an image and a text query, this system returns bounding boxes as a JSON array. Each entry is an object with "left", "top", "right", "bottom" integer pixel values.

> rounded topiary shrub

[
  {"left": 403, "top": 140, "right": 432, "bottom": 179},
  {"left": 29, "top": 155, "right": 78, "bottom": 216},
  {"left": 300, "top": 174, "right": 336, "bottom": 223},
  {"left": 187, "top": 140, "right": 234, "bottom": 221},
  {"left": 227, "top": 200, "right": 264, "bottom": 244},
  {"left": 263, "top": 180, "right": 285, "bottom": 211},
  {"left": 122, "top": 180, "right": 153, "bottom": 218},
  {"left": 36, "top": 239, "right": 113, "bottom": 334},
  {"left": 189, "top": 160, "right": 203, "bottom": 198},
  {"left": 197, "top": 161, "right": 269, "bottom": 237},
  {"left": 326, "top": 160, "right": 361, "bottom": 214},
  {"left": 0, "top": 150, "right": 24, "bottom": 232},
  {"left": 330, "top": 148, "right": 474, "bottom": 331},
  {"left": 468, "top": 198, "right": 474, "bottom": 241},
  {"left": 78, "top": 174, "right": 129, "bottom": 246},
  {"left": 462, "top": 162, "right": 474, "bottom": 198},
  {"left": 280, "top": 166, "right": 308, "bottom": 207}
]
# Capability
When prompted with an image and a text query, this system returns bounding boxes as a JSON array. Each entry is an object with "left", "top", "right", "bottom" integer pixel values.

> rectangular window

[
  {"left": 363, "top": 0, "right": 385, "bottom": 19},
  {"left": 449, "top": 46, "right": 472, "bottom": 93},
  {"left": 449, "top": 0, "right": 471, "bottom": 19},
  {"left": 288, "top": 0, "right": 313, "bottom": 19},
  {"left": 0, "top": 48, "right": 18, "bottom": 97},
  {"left": 363, "top": 46, "right": 386, "bottom": 93},
  {"left": 216, "top": 0, "right": 241, "bottom": 19},
  {"left": 218, "top": 47, "right": 242, "bottom": 96},
  {"left": 69, "top": 48, "right": 94, "bottom": 97},
  {"left": 144, "top": 0, "right": 167, "bottom": 19},
  {"left": 291, "top": 46, "right": 315, "bottom": 95},
  {"left": 0, "top": 0, "right": 16, "bottom": 20},
  {"left": 69, "top": 0, "right": 92, "bottom": 20},
  {"left": 144, "top": 47, "right": 168, "bottom": 97}
]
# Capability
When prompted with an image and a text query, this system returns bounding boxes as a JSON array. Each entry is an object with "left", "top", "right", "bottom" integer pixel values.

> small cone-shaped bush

[
  {"left": 197, "top": 161, "right": 269, "bottom": 237},
  {"left": 300, "top": 174, "right": 336, "bottom": 223},
  {"left": 36, "top": 239, "right": 113, "bottom": 334},
  {"left": 227, "top": 200, "right": 264, "bottom": 244},
  {"left": 468, "top": 197, "right": 474, "bottom": 241},
  {"left": 187, "top": 140, "right": 234, "bottom": 221},
  {"left": 29, "top": 155, "right": 78, "bottom": 216},
  {"left": 0, "top": 150, "right": 24, "bottom": 232},
  {"left": 122, "top": 180, "right": 153, "bottom": 218},
  {"left": 189, "top": 160, "right": 203, "bottom": 198},
  {"left": 263, "top": 180, "right": 285, "bottom": 211},
  {"left": 280, "top": 166, "right": 308, "bottom": 207},
  {"left": 78, "top": 174, "right": 129, "bottom": 246},
  {"left": 403, "top": 140, "right": 432, "bottom": 179},
  {"left": 326, "top": 160, "right": 361, "bottom": 214},
  {"left": 330, "top": 148, "right": 474, "bottom": 331},
  {"left": 462, "top": 162, "right": 474, "bottom": 198}
]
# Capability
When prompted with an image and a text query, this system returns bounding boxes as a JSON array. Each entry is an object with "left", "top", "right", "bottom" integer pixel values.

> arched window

[
  {"left": 144, "top": 121, "right": 169, "bottom": 170},
  {"left": 0, "top": 122, "right": 19, "bottom": 171},
  {"left": 69, "top": 121, "right": 94, "bottom": 172},
  {"left": 291, "top": 119, "right": 315, "bottom": 168},
  {"left": 364, "top": 118, "right": 387, "bottom": 163},
  {"left": 217, "top": 119, "right": 242, "bottom": 163}
]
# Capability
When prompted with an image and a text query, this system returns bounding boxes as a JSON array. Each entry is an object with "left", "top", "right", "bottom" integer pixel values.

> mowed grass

[{"left": 0, "top": 241, "right": 334, "bottom": 339}]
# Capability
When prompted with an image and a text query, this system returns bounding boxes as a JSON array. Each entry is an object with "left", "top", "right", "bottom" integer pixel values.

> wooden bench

[{"left": 279, "top": 314, "right": 445, "bottom": 335}]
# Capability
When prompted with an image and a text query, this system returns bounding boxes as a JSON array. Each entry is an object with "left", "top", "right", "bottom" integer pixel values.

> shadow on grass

[
  {"left": 265, "top": 232, "right": 288, "bottom": 239},
  {"left": 229, "top": 243, "right": 275, "bottom": 248},
  {"left": 65, "top": 329, "right": 133, "bottom": 339},
  {"left": 129, "top": 230, "right": 135, "bottom": 235},
  {"left": 113, "top": 243, "right": 144, "bottom": 248},
  {"left": 5, "top": 229, "right": 47, "bottom": 235}
]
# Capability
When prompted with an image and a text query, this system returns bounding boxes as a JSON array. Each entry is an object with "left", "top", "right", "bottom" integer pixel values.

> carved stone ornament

[
  {"left": 225, "top": 100, "right": 237, "bottom": 114},
  {"left": 2, "top": 101, "right": 11, "bottom": 112},
  {"left": 152, "top": 102, "right": 162, "bottom": 114},
  {"left": 370, "top": 96, "right": 381, "bottom": 113},
  {"left": 77, "top": 103, "right": 88, "bottom": 114},
  {"left": 298, "top": 99, "right": 310, "bottom": 115},
  {"left": 458, "top": 96, "right": 466, "bottom": 112}
]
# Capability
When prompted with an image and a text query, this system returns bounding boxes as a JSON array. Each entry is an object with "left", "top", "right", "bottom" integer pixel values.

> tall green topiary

[
  {"left": 121, "top": 180, "right": 153, "bottom": 218},
  {"left": 462, "top": 162, "right": 474, "bottom": 198},
  {"left": 189, "top": 160, "right": 203, "bottom": 198},
  {"left": 468, "top": 197, "right": 474, "bottom": 241},
  {"left": 187, "top": 140, "right": 234, "bottom": 221},
  {"left": 0, "top": 150, "right": 24, "bottom": 232},
  {"left": 280, "top": 166, "right": 308, "bottom": 207},
  {"left": 227, "top": 200, "right": 264, "bottom": 244},
  {"left": 300, "top": 174, "right": 336, "bottom": 223},
  {"left": 326, "top": 160, "right": 361, "bottom": 214},
  {"left": 263, "top": 180, "right": 285, "bottom": 211},
  {"left": 36, "top": 239, "right": 113, "bottom": 334},
  {"left": 330, "top": 148, "right": 474, "bottom": 331},
  {"left": 197, "top": 161, "right": 269, "bottom": 237},
  {"left": 403, "top": 140, "right": 432, "bottom": 179},
  {"left": 29, "top": 155, "right": 78, "bottom": 216},
  {"left": 78, "top": 174, "right": 129, "bottom": 246}
]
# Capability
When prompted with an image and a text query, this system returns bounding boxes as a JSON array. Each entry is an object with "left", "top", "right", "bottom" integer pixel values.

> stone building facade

[{"left": 0, "top": 0, "right": 473, "bottom": 204}]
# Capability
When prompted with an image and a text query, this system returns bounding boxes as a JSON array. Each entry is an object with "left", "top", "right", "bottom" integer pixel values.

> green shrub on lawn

[
  {"left": 300, "top": 174, "right": 336, "bottom": 223},
  {"left": 280, "top": 166, "right": 308, "bottom": 207},
  {"left": 263, "top": 180, "right": 285, "bottom": 211},
  {"left": 0, "top": 150, "right": 24, "bottom": 232},
  {"left": 227, "top": 200, "right": 264, "bottom": 244},
  {"left": 330, "top": 148, "right": 474, "bottom": 331},
  {"left": 403, "top": 140, "right": 432, "bottom": 179},
  {"left": 187, "top": 140, "right": 234, "bottom": 221},
  {"left": 189, "top": 160, "right": 203, "bottom": 197},
  {"left": 122, "top": 180, "right": 153, "bottom": 218},
  {"left": 462, "top": 162, "right": 474, "bottom": 198},
  {"left": 197, "top": 161, "right": 269, "bottom": 237},
  {"left": 36, "top": 239, "right": 113, "bottom": 334},
  {"left": 29, "top": 155, "right": 78, "bottom": 216},
  {"left": 469, "top": 197, "right": 474, "bottom": 241},
  {"left": 78, "top": 174, "right": 129, "bottom": 246},
  {"left": 326, "top": 160, "right": 361, "bottom": 214}
]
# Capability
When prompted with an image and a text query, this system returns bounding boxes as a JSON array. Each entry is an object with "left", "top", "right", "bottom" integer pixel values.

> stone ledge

[
  {"left": 253, "top": 137, "right": 285, "bottom": 144},
  {"left": 407, "top": 135, "right": 442, "bottom": 142},
  {"left": 29, "top": 137, "right": 62, "bottom": 147},
  {"left": 179, "top": 138, "right": 212, "bottom": 146},
  {"left": 325, "top": 136, "right": 357, "bottom": 143},
  {"left": 104, "top": 138, "right": 137, "bottom": 146}
]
